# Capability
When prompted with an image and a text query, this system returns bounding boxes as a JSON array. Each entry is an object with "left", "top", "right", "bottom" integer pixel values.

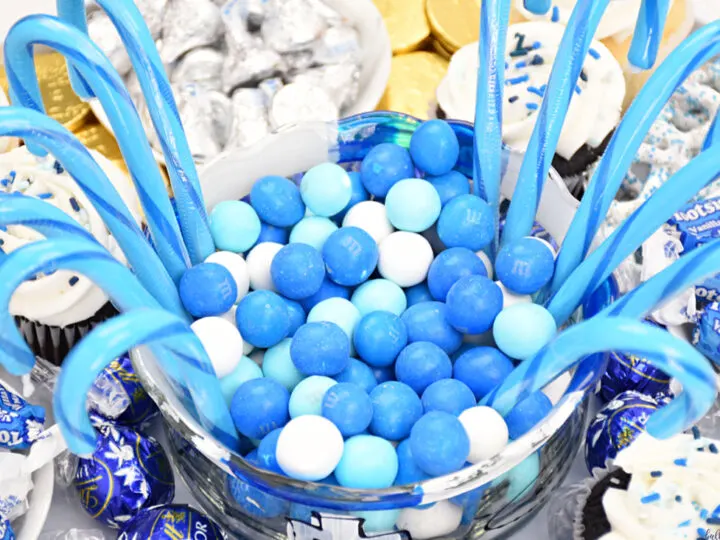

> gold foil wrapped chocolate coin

[
  {"left": 377, "top": 52, "right": 448, "bottom": 119},
  {"left": 373, "top": 0, "right": 430, "bottom": 55}
]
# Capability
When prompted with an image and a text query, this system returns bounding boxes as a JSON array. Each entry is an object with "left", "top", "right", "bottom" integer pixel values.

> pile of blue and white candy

[{"left": 180, "top": 120, "right": 559, "bottom": 523}]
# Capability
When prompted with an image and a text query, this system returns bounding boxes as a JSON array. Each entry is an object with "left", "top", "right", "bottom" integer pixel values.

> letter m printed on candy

[{"left": 287, "top": 514, "right": 411, "bottom": 539}]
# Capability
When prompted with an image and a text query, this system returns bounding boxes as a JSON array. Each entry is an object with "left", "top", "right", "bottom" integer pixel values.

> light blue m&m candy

[
  {"left": 289, "top": 376, "right": 337, "bottom": 417},
  {"left": 262, "top": 339, "right": 304, "bottom": 391},
  {"left": 209, "top": 200, "right": 261, "bottom": 253},
  {"left": 250, "top": 175, "right": 305, "bottom": 227},
  {"left": 385, "top": 179, "right": 442, "bottom": 233},
  {"left": 301, "top": 163, "right": 352, "bottom": 217},
  {"left": 351, "top": 279, "right": 407, "bottom": 317},
  {"left": 333, "top": 171, "right": 369, "bottom": 221},
  {"left": 495, "top": 237, "right": 555, "bottom": 295},
  {"left": 290, "top": 216, "right": 338, "bottom": 251},
  {"left": 493, "top": 303, "right": 557, "bottom": 360},
  {"left": 409, "top": 119, "right": 460, "bottom": 176},
  {"left": 335, "top": 435, "right": 398, "bottom": 489}
]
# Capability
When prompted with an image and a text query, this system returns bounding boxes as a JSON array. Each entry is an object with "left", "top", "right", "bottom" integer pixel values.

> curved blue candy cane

[
  {"left": 482, "top": 317, "right": 717, "bottom": 439},
  {"left": 0, "top": 107, "right": 185, "bottom": 318},
  {"left": 3, "top": 14, "right": 190, "bottom": 281},
  {"left": 551, "top": 22, "right": 720, "bottom": 295},
  {"left": 546, "top": 148, "right": 720, "bottom": 326},
  {"left": 56, "top": 0, "right": 214, "bottom": 264},
  {"left": 628, "top": 0, "right": 670, "bottom": 70},
  {"left": 501, "top": 0, "right": 679, "bottom": 246},
  {"left": 0, "top": 237, "right": 183, "bottom": 386},
  {"left": 56, "top": 308, "right": 239, "bottom": 456},
  {"left": 474, "top": 0, "right": 512, "bottom": 256}
]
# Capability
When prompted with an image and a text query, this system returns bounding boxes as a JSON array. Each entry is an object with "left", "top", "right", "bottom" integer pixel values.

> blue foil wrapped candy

[
  {"left": 117, "top": 504, "right": 226, "bottom": 540},
  {"left": 693, "top": 301, "right": 720, "bottom": 364},
  {"left": 0, "top": 381, "right": 45, "bottom": 450},
  {"left": 74, "top": 416, "right": 174, "bottom": 528},
  {"left": 585, "top": 390, "right": 670, "bottom": 472},
  {"left": 89, "top": 355, "right": 158, "bottom": 428}
]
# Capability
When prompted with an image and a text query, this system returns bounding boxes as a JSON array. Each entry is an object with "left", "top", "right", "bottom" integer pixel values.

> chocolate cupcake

[
  {"left": 436, "top": 21, "right": 625, "bottom": 200},
  {"left": 0, "top": 146, "right": 141, "bottom": 365}
]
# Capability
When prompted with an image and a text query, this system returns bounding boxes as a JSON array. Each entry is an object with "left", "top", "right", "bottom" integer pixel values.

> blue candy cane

[
  {"left": 57, "top": 0, "right": 215, "bottom": 264},
  {"left": 4, "top": 14, "right": 191, "bottom": 281},
  {"left": 0, "top": 107, "right": 185, "bottom": 319},
  {"left": 55, "top": 308, "right": 239, "bottom": 456},
  {"left": 628, "top": 0, "right": 671, "bottom": 70},
  {"left": 482, "top": 317, "right": 717, "bottom": 440}
]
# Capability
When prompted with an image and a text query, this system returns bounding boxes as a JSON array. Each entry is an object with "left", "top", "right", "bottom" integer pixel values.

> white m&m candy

[
  {"left": 343, "top": 201, "right": 395, "bottom": 244},
  {"left": 458, "top": 406, "right": 509, "bottom": 463},
  {"left": 276, "top": 416, "right": 344, "bottom": 481},
  {"left": 190, "top": 316, "right": 244, "bottom": 378},
  {"left": 205, "top": 251, "right": 250, "bottom": 303},
  {"left": 378, "top": 232, "right": 434, "bottom": 288},
  {"left": 396, "top": 500, "right": 462, "bottom": 540},
  {"left": 246, "top": 242, "right": 284, "bottom": 291}
]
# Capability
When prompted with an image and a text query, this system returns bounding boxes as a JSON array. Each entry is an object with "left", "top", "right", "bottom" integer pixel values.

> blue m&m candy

[
  {"left": 495, "top": 237, "right": 555, "bottom": 295},
  {"left": 427, "top": 171, "right": 470, "bottom": 206},
  {"left": 445, "top": 275, "right": 503, "bottom": 334},
  {"left": 421, "top": 379, "right": 475, "bottom": 416},
  {"left": 453, "top": 347, "right": 514, "bottom": 400},
  {"left": 493, "top": 303, "right": 557, "bottom": 360},
  {"left": 257, "top": 428, "right": 284, "bottom": 474},
  {"left": 335, "top": 358, "right": 378, "bottom": 394},
  {"left": 504, "top": 391, "right": 553, "bottom": 439},
  {"left": 255, "top": 221, "right": 290, "bottom": 246},
  {"left": 395, "top": 439, "right": 430, "bottom": 484},
  {"left": 236, "top": 290, "right": 290, "bottom": 348},
  {"left": 437, "top": 195, "right": 493, "bottom": 251},
  {"left": 299, "top": 277, "right": 350, "bottom": 312},
  {"left": 427, "top": 247, "right": 487, "bottom": 302},
  {"left": 231, "top": 378, "right": 290, "bottom": 439},
  {"left": 405, "top": 282, "right": 433, "bottom": 306},
  {"left": 410, "top": 411, "right": 469, "bottom": 476},
  {"left": 401, "top": 302, "right": 462, "bottom": 355},
  {"left": 209, "top": 200, "right": 261, "bottom": 253},
  {"left": 301, "top": 163, "right": 353, "bottom": 217},
  {"left": 323, "top": 227, "right": 379, "bottom": 286},
  {"left": 395, "top": 342, "right": 452, "bottom": 394},
  {"left": 360, "top": 143, "right": 414, "bottom": 197},
  {"left": 271, "top": 243, "right": 325, "bottom": 300},
  {"left": 179, "top": 262, "right": 237, "bottom": 318},
  {"left": 409, "top": 119, "right": 460, "bottom": 176},
  {"left": 369, "top": 382, "right": 423, "bottom": 440},
  {"left": 291, "top": 322, "right": 350, "bottom": 376},
  {"left": 283, "top": 299, "right": 306, "bottom": 336},
  {"left": 250, "top": 175, "right": 305, "bottom": 227},
  {"left": 322, "top": 382, "right": 373, "bottom": 437},
  {"left": 353, "top": 311, "right": 408, "bottom": 367},
  {"left": 385, "top": 179, "right": 442, "bottom": 233}
]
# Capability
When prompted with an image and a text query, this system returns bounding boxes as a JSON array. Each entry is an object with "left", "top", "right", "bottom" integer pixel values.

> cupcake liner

[{"left": 14, "top": 302, "right": 119, "bottom": 367}]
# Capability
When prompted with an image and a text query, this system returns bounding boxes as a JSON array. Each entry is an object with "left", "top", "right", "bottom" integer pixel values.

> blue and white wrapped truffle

[
  {"left": 0, "top": 381, "right": 45, "bottom": 450},
  {"left": 117, "top": 504, "right": 226, "bottom": 540}
]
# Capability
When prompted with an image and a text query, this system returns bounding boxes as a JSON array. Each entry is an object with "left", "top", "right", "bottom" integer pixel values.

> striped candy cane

[
  {"left": 0, "top": 107, "right": 185, "bottom": 318},
  {"left": 56, "top": 0, "right": 215, "bottom": 264},
  {"left": 546, "top": 148, "right": 720, "bottom": 326},
  {"left": 55, "top": 308, "right": 239, "bottom": 456},
  {"left": 482, "top": 317, "right": 717, "bottom": 439},
  {"left": 4, "top": 15, "right": 191, "bottom": 281},
  {"left": 551, "top": 21, "right": 720, "bottom": 295}
]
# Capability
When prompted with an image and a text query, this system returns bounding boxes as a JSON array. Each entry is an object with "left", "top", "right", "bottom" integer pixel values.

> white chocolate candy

[
  {"left": 495, "top": 280, "right": 532, "bottom": 309},
  {"left": 276, "top": 416, "right": 344, "bottom": 481},
  {"left": 205, "top": 250, "right": 250, "bottom": 303},
  {"left": 459, "top": 406, "right": 509, "bottom": 463},
  {"left": 378, "top": 232, "right": 434, "bottom": 288},
  {"left": 476, "top": 250, "right": 493, "bottom": 278},
  {"left": 396, "top": 500, "right": 463, "bottom": 540},
  {"left": 190, "top": 316, "right": 244, "bottom": 378},
  {"left": 342, "top": 201, "right": 395, "bottom": 244},
  {"left": 245, "top": 241, "right": 284, "bottom": 291}
]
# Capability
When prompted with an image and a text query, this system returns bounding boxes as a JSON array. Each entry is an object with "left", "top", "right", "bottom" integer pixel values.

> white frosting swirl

[
  {"left": 600, "top": 432, "right": 720, "bottom": 540},
  {"left": 513, "top": 0, "right": 667, "bottom": 42},
  {"left": 436, "top": 22, "right": 625, "bottom": 160},
  {"left": 0, "top": 146, "right": 141, "bottom": 327}
]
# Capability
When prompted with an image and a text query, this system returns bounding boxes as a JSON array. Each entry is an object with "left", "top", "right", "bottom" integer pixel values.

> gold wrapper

[
  {"left": 377, "top": 51, "right": 448, "bottom": 120},
  {"left": 0, "top": 53, "right": 91, "bottom": 132},
  {"left": 374, "top": 0, "right": 431, "bottom": 55},
  {"left": 431, "top": 36, "right": 456, "bottom": 61},
  {"left": 425, "top": 0, "right": 481, "bottom": 54}
]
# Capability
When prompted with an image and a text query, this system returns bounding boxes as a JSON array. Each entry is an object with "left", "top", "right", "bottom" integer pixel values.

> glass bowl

[{"left": 131, "top": 111, "right": 615, "bottom": 539}]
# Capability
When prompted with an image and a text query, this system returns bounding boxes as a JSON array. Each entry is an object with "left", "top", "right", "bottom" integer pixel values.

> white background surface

[{"left": 1, "top": 1, "right": 713, "bottom": 539}]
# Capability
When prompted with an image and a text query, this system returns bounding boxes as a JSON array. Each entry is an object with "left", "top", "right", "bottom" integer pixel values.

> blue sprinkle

[
  {"left": 527, "top": 86, "right": 544, "bottom": 97},
  {"left": 0, "top": 239, "right": 4, "bottom": 246},
  {"left": 574, "top": 85, "right": 582, "bottom": 95},
  {"left": 551, "top": 5, "right": 560, "bottom": 22},
  {"left": 580, "top": 70, "right": 588, "bottom": 82},
  {"left": 0, "top": 179, "right": 7, "bottom": 187},
  {"left": 53, "top": 161, "right": 64, "bottom": 174},
  {"left": 698, "top": 527, "right": 707, "bottom": 538},
  {"left": 37, "top": 193, "right": 53, "bottom": 200},
  {"left": 708, "top": 517, "right": 720, "bottom": 525},
  {"left": 676, "top": 495, "right": 683, "bottom": 502},
  {"left": 530, "top": 55, "right": 544, "bottom": 66},
  {"left": 507, "top": 74, "right": 530, "bottom": 85},
  {"left": 526, "top": 103, "right": 539, "bottom": 111},
  {"left": 69, "top": 198, "right": 80, "bottom": 212},
  {"left": 701, "top": 508, "right": 709, "bottom": 519},
  {"left": 504, "top": 62, "right": 509, "bottom": 69},
  {"left": 650, "top": 470, "right": 663, "bottom": 478},
  {"left": 589, "top": 48, "right": 600, "bottom": 59},
  {"left": 508, "top": 96, "right": 519, "bottom": 103},
  {"left": 641, "top": 492, "right": 661, "bottom": 504},
  {"left": 712, "top": 504, "right": 720, "bottom": 517},
  {"left": 674, "top": 458, "right": 688, "bottom": 466},
  {"left": 710, "top": 443, "right": 718, "bottom": 453},
  {"left": 9, "top": 171, "right": 16, "bottom": 180},
  {"left": 678, "top": 520, "right": 691, "bottom": 527},
  {"left": 68, "top": 276, "right": 79, "bottom": 286},
  {"left": 532, "top": 41, "right": 541, "bottom": 49},
  {"left": 515, "top": 60, "right": 527, "bottom": 68},
  {"left": 693, "top": 426, "right": 701, "bottom": 439}
]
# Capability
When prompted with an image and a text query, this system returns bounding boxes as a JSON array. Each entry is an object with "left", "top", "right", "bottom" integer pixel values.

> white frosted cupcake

[{"left": 1, "top": 146, "right": 141, "bottom": 365}]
